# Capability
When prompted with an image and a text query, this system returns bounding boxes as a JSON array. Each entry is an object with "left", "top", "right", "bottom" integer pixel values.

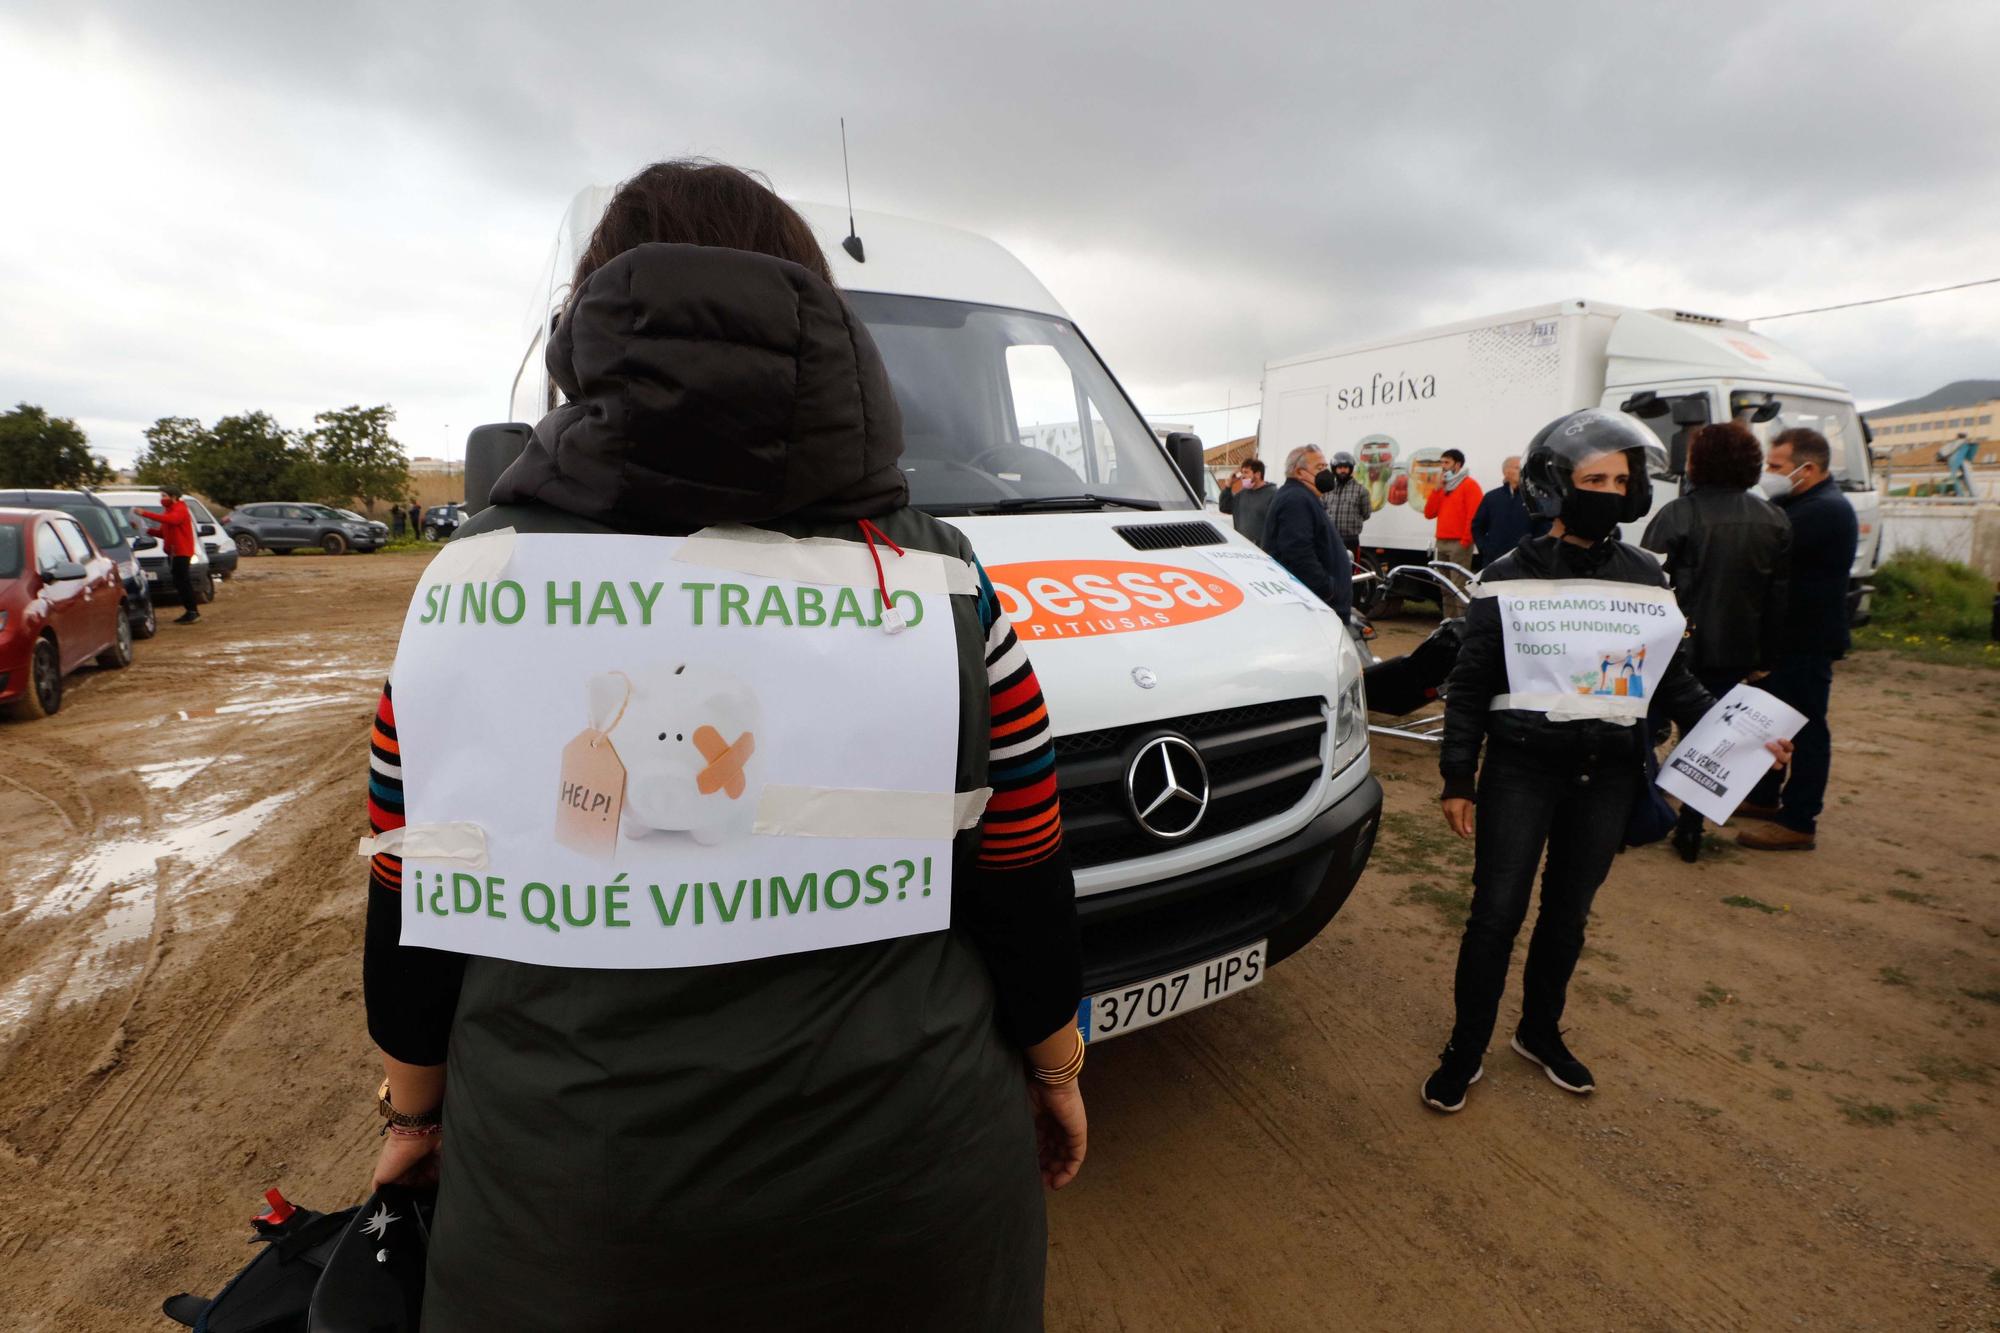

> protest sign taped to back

[
  {"left": 388, "top": 532, "right": 963, "bottom": 970},
  {"left": 1655, "top": 684, "right": 1806, "bottom": 825},
  {"left": 1484, "top": 578, "right": 1686, "bottom": 722}
]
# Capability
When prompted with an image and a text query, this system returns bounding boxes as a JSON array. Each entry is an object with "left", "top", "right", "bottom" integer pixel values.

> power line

[
  {"left": 1147, "top": 399, "right": 1261, "bottom": 417},
  {"left": 1750, "top": 276, "right": 2000, "bottom": 322}
]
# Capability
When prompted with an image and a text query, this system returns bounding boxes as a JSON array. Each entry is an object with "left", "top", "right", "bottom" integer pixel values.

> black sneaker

[
  {"left": 1421, "top": 1042, "right": 1484, "bottom": 1113},
  {"left": 1511, "top": 1028, "right": 1594, "bottom": 1094},
  {"left": 1671, "top": 822, "right": 1702, "bottom": 864},
  {"left": 174, "top": 612, "right": 201, "bottom": 624}
]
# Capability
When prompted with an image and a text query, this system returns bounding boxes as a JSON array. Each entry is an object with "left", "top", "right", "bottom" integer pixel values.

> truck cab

[{"left": 485, "top": 191, "right": 1384, "bottom": 1040}]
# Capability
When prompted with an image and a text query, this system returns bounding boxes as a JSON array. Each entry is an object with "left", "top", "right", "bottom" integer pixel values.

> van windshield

[
  {"left": 845, "top": 293, "right": 1196, "bottom": 515},
  {"left": 1748, "top": 394, "right": 1872, "bottom": 492}
]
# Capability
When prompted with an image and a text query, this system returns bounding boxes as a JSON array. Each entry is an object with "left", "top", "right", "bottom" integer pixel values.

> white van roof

[{"left": 555, "top": 188, "right": 1068, "bottom": 320}]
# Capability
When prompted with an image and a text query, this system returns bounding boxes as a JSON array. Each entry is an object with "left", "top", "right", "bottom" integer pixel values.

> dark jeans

[
  {"left": 1746, "top": 654, "right": 1834, "bottom": 833},
  {"left": 169, "top": 554, "right": 196, "bottom": 609},
  {"left": 1450, "top": 743, "right": 1637, "bottom": 1055}
]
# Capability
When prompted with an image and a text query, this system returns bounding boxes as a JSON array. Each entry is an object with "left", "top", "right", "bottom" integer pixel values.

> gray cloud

[{"left": 2, "top": 0, "right": 1994, "bottom": 467}]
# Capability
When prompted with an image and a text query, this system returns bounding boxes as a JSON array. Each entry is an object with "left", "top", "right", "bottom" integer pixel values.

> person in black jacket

[
  {"left": 1640, "top": 420, "right": 1792, "bottom": 861},
  {"left": 1421, "top": 410, "right": 1789, "bottom": 1114},
  {"left": 1737, "top": 426, "right": 1859, "bottom": 853},
  {"left": 1260, "top": 444, "right": 1352, "bottom": 617},
  {"left": 1468, "top": 455, "right": 1532, "bottom": 568}
]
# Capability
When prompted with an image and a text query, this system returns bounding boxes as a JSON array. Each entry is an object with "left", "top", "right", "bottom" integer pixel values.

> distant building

[
  {"left": 1863, "top": 380, "right": 2000, "bottom": 470},
  {"left": 409, "top": 455, "right": 463, "bottom": 475}
]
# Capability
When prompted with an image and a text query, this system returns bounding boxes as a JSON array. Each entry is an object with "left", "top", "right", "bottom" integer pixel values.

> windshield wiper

[{"left": 978, "top": 493, "right": 1163, "bottom": 513}]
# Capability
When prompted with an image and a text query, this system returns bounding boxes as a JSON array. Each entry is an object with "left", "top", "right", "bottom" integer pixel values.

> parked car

[
  {"left": 187, "top": 494, "right": 238, "bottom": 580},
  {"left": 0, "top": 489, "right": 157, "bottom": 639},
  {"left": 225, "top": 502, "right": 388, "bottom": 555},
  {"left": 0, "top": 506, "right": 133, "bottom": 719},
  {"left": 97, "top": 490, "right": 216, "bottom": 604},
  {"left": 421, "top": 503, "right": 464, "bottom": 541}
]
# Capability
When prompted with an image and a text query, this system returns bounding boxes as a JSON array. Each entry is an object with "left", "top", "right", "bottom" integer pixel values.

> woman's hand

[
  {"left": 1765, "top": 738, "right": 1794, "bottom": 766},
  {"left": 1027, "top": 1080, "right": 1087, "bottom": 1191},
  {"left": 1441, "top": 797, "right": 1475, "bottom": 840},
  {"left": 371, "top": 1130, "right": 441, "bottom": 1191}
]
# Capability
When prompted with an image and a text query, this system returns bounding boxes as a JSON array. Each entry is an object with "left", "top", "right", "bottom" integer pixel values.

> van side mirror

[
  {"left": 464, "top": 423, "right": 534, "bottom": 516},
  {"left": 1164, "top": 432, "right": 1206, "bottom": 501},
  {"left": 197, "top": 522, "right": 218, "bottom": 536},
  {"left": 132, "top": 535, "right": 160, "bottom": 551}
]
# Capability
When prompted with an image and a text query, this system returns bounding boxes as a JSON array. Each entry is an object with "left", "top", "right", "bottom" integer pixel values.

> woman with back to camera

[
  {"left": 1420, "top": 410, "right": 1791, "bottom": 1113},
  {"left": 1640, "top": 420, "right": 1792, "bottom": 862},
  {"left": 359, "top": 160, "right": 1086, "bottom": 1329}
]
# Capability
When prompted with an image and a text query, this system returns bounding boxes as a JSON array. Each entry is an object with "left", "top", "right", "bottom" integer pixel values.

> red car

[{"left": 0, "top": 507, "right": 133, "bottom": 719}]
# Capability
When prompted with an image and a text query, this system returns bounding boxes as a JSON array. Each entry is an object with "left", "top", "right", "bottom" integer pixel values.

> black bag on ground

[
  {"left": 1361, "top": 619, "right": 1464, "bottom": 717},
  {"left": 162, "top": 1186, "right": 430, "bottom": 1332}
]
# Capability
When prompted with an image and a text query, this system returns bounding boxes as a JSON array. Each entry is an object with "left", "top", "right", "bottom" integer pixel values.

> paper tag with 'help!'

[{"left": 556, "top": 728, "right": 626, "bottom": 859}]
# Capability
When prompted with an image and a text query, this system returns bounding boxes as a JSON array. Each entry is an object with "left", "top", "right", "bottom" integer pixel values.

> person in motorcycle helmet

[
  {"left": 1420, "top": 409, "right": 1792, "bottom": 1113},
  {"left": 1319, "top": 449, "right": 1371, "bottom": 552}
]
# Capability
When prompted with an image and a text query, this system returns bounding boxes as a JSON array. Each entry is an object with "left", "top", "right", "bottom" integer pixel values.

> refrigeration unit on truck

[
  {"left": 1260, "top": 300, "right": 1882, "bottom": 618},
  {"left": 466, "top": 188, "right": 1383, "bottom": 1042}
]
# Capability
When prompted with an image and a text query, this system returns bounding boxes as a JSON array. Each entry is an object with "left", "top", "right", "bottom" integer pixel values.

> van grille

[
  {"left": 1112, "top": 521, "right": 1227, "bottom": 551},
  {"left": 1054, "top": 697, "right": 1327, "bottom": 869}
]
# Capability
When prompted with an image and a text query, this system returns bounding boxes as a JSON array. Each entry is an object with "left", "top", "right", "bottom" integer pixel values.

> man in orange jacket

[
  {"left": 137, "top": 485, "right": 200, "bottom": 624},
  {"left": 1422, "top": 449, "right": 1482, "bottom": 618}
]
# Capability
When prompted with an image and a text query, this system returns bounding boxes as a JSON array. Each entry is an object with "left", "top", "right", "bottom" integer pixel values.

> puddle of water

[
  {"left": 0, "top": 955, "right": 66, "bottom": 1029},
  {"left": 135, "top": 758, "right": 216, "bottom": 791},
  {"left": 26, "top": 793, "right": 294, "bottom": 922},
  {"left": 54, "top": 880, "right": 155, "bottom": 1010}
]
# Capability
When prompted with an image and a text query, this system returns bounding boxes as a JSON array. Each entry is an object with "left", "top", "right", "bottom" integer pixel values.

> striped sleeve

[
  {"left": 974, "top": 566, "right": 1063, "bottom": 869},
  {"left": 367, "top": 683, "right": 405, "bottom": 891}
]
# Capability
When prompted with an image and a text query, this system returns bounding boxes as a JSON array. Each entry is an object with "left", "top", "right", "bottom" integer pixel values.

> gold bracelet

[{"left": 1030, "top": 1030, "right": 1086, "bottom": 1085}]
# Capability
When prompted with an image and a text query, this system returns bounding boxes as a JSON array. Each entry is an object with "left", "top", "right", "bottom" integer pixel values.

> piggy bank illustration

[{"left": 591, "top": 667, "right": 763, "bottom": 846}]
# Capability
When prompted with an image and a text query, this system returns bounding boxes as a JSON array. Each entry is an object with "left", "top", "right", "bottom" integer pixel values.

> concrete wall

[{"left": 1879, "top": 500, "right": 2000, "bottom": 583}]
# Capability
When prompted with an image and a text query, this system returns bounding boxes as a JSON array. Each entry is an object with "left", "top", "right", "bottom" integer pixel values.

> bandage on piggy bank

[{"left": 595, "top": 667, "right": 762, "bottom": 846}]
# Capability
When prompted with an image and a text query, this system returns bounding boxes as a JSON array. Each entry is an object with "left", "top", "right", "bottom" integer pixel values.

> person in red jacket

[
  {"left": 1423, "top": 449, "right": 1483, "bottom": 618},
  {"left": 137, "top": 485, "right": 200, "bottom": 623}
]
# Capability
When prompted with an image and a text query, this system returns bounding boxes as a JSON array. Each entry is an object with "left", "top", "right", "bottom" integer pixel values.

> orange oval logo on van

[{"left": 984, "top": 560, "right": 1244, "bottom": 640}]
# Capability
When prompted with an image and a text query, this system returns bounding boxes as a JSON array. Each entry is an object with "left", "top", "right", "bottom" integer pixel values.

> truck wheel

[
  {"left": 423, "top": 524, "right": 442, "bottom": 542},
  {"left": 97, "top": 613, "right": 134, "bottom": 669},
  {"left": 235, "top": 532, "right": 261, "bottom": 556},
  {"left": 132, "top": 601, "right": 158, "bottom": 640},
  {"left": 9, "top": 637, "right": 62, "bottom": 719},
  {"left": 199, "top": 571, "right": 216, "bottom": 604},
  {"left": 321, "top": 531, "right": 349, "bottom": 556}
]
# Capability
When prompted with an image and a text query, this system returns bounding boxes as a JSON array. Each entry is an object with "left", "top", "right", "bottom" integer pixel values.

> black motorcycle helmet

[{"left": 1520, "top": 409, "right": 1665, "bottom": 524}]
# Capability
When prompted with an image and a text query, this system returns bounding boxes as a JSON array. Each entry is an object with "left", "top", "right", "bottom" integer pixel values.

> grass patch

[
  {"left": 1771, "top": 1086, "right": 1794, "bottom": 1102},
  {"left": 1962, "top": 988, "right": 2000, "bottom": 1006},
  {"left": 1696, "top": 983, "right": 1733, "bottom": 1009},
  {"left": 1915, "top": 1055, "right": 1992, "bottom": 1087},
  {"left": 1836, "top": 1097, "right": 1899, "bottom": 1127},
  {"left": 1852, "top": 627, "right": 2000, "bottom": 668},
  {"left": 1886, "top": 888, "right": 1937, "bottom": 906},
  {"left": 1722, "top": 895, "right": 1783, "bottom": 914},
  {"left": 1879, "top": 966, "right": 1915, "bottom": 987},
  {"left": 1400, "top": 880, "right": 1472, "bottom": 926},
  {"left": 1374, "top": 810, "right": 1476, "bottom": 875},
  {"left": 1893, "top": 867, "right": 1925, "bottom": 881},
  {"left": 1906, "top": 1102, "right": 1943, "bottom": 1120},
  {"left": 1869, "top": 551, "right": 1992, "bottom": 639}
]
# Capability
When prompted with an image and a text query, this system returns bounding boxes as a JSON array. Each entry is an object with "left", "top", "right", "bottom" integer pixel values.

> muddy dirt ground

[{"left": 1, "top": 550, "right": 1994, "bottom": 1330}]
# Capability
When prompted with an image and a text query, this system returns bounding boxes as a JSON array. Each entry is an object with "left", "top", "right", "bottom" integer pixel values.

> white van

[
  {"left": 1261, "top": 301, "right": 1882, "bottom": 617},
  {"left": 474, "top": 190, "right": 1383, "bottom": 1041},
  {"left": 96, "top": 489, "right": 218, "bottom": 605}
]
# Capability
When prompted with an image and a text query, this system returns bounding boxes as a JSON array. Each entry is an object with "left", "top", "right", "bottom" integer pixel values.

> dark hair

[
  {"left": 161, "top": 484, "right": 184, "bottom": 498},
  {"left": 1243, "top": 459, "right": 1266, "bottom": 478},
  {"left": 1771, "top": 426, "right": 1831, "bottom": 473},
  {"left": 1687, "top": 420, "right": 1763, "bottom": 489},
  {"left": 571, "top": 159, "right": 833, "bottom": 299},
  {"left": 1441, "top": 448, "right": 1466, "bottom": 466}
]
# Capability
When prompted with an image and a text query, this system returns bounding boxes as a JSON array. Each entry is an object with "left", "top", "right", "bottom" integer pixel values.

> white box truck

[
  {"left": 1259, "top": 300, "right": 1882, "bottom": 615},
  {"left": 470, "top": 189, "right": 1383, "bottom": 1042}
]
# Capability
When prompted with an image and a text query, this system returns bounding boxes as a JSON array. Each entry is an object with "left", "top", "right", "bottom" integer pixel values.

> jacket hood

[{"left": 491, "top": 243, "right": 908, "bottom": 531}]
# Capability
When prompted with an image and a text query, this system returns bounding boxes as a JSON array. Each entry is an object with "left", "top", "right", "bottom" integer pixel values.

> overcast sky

[{"left": 3, "top": 0, "right": 1996, "bottom": 469}]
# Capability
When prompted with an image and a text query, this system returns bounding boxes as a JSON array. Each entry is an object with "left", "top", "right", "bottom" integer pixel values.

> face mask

[
  {"left": 1313, "top": 469, "right": 1337, "bottom": 494},
  {"left": 1559, "top": 488, "right": 1623, "bottom": 543},
  {"left": 1757, "top": 465, "right": 1805, "bottom": 501}
]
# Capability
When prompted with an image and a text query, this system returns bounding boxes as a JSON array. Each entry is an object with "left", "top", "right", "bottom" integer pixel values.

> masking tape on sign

[
  {"left": 416, "top": 529, "right": 516, "bottom": 590},
  {"left": 753, "top": 785, "right": 993, "bottom": 839},
  {"left": 1489, "top": 693, "right": 1643, "bottom": 724},
  {"left": 356, "top": 822, "right": 491, "bottom": 868},
  {"left": 677, "top": 525, "right": 978, "bottom": 595},
  {"left": 1471, "top": 575, "right": 1673, "bottom": 600}
]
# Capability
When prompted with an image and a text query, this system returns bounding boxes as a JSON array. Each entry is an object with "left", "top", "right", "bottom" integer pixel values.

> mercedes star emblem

[
  {"left": 1125, "top": 734, "right": 1209, "bottom": 840},
  {"left": 1132, "top": 667, "right": 1157, "bottom": 689}
]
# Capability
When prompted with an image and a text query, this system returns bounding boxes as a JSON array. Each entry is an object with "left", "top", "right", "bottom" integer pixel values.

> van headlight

[{"left": 1331, "top": 671, "right": 1367, "bottom": 774}]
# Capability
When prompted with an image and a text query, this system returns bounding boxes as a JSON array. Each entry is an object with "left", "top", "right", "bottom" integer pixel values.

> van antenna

[{"left": 839, "top": 118, "right": 865, "bottom": 263}]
